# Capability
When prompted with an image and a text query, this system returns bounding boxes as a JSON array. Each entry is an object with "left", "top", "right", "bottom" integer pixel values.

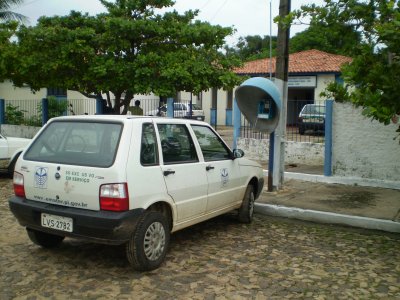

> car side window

[
  {"left": 157, "top": 124, "right": 198, "bottom": 164},
  {"left": 141, "top": 123, "right": 159, "bottom": 166},
  {"left": 191, "top": 125, "right": 231, "bottom": 161}
]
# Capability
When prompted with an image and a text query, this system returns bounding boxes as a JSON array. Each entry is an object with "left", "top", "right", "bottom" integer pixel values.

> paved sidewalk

[{"left": 256, "top": 177, "right": 400, "bottom": 233}]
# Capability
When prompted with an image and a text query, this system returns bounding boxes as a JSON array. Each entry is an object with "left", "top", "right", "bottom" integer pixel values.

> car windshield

[
  {"left": 302, "top": 105, "right": 325, "bottom": 114},
  {"left": 24, "top": 121, "right": 122, "bottom": 167}
]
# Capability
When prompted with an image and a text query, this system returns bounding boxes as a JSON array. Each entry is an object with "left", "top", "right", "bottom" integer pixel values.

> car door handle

[
  {"left": 206, "top": 165, "right": 215, "bottom": 171},
  {"left": 163, "top": 170, "right": 175, "bottom": 176}
]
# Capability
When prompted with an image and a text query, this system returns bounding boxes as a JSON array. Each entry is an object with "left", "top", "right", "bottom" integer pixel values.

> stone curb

[
  {"left": 255, "top": 203, "right": 400, "bottom": 233},
  {"left": 266, "top": 171, "right": 400, "bottom": 190}
]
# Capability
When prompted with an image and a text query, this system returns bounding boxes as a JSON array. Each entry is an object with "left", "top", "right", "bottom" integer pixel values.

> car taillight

[
  {"left": 13, "top": 172, "right": 25, "bottom": 197},
  {"left": 99, "top": 183, "right": 129, "bottom": 211}
]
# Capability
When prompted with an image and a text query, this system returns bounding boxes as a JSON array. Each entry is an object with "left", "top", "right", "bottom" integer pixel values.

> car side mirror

[{"left": 232, "top": 149, "right": 244, "bottom": 159}]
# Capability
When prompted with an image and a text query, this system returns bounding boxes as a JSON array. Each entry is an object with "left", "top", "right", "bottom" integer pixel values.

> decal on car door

[{"left": 221, "top": 168, "right": 229, "bottom": 187}]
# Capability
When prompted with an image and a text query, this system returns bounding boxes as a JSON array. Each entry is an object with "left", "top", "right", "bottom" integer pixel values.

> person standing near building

[{"left": 129, "top": 100, "right": 143, "bottom": 115}]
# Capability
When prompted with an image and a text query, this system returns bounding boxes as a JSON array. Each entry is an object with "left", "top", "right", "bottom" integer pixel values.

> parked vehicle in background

[
  {"left": 147, "top": 103, "right": 205, "bottom": 121},
  {"left": 298, "top": 104, "right": 326, "bottom": 135},
  {"left": 9, "top": 116, "right": 264, "bottom": 271},
  {"left": 0, "top": 133, "right": 31, "bottom": 177}
]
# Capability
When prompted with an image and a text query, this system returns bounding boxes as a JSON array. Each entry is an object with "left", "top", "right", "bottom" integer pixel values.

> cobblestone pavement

[{"left": 1, "top": 176, "right": 400, "bottom": 299}]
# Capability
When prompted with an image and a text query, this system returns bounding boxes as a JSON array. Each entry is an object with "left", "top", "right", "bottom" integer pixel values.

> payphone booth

[
  {"left": 235, "top": 77, "right": 281, "bottom": 133},
  {"left": 235, "top": 77, "right": 282, "bottom": 191}
]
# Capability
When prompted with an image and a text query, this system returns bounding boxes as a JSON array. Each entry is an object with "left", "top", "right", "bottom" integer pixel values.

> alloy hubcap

[{"left": 144, "top": 222, "right": 166, "bottom": 261}]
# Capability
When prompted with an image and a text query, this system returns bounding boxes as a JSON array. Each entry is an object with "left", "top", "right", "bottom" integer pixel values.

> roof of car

[{"left": 48, "top": 115, "right": 206, "bottom": 124}]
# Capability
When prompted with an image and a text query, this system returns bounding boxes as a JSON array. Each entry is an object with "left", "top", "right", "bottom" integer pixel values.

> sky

[{"left": 13, "top": 0, "right": 326, "bottom": 46}]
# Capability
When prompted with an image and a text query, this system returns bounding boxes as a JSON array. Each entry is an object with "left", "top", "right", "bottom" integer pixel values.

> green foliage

[
  {"left": 5, "top": 103, "right": 26, "bottom": 125},
  {"left": 0, "top": 21, "right": 17, "bottom": 82},
  {"left": 293, "top": 0, "right": 400, "bottom": 138},
  {"left": 290, "top": 23, "right": 361, "bottom": 56},
  {"left": 5, "top": 0, "right": 241, "bottom": 114},
  {"left": 224, "top": 35, "right": 277, "bottom": 61},
  {"left": 46, "top": 96, "right": 68, "bottom": 119},
  {"left": 320, "top": 82, "right": 351, "bottom": 103}
]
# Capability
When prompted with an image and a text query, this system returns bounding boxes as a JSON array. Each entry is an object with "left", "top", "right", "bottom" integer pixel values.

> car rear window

[{"left": 24, "top": 121, "right": 122, "bottom": 167}]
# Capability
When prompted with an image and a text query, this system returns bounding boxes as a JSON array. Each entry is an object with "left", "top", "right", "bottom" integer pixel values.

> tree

[
  {"left": 0, "top": 0, "right": 27, "bottom": 22},
  {"left": 8, "top": 0, "right": 241, "bottom": 114},
  {"left": 290, "top": 23, "right": 361, "bottom": 56},
  {"left": 0, "top": 21, "right": 17, "bottom": 82},
  {"left": 224, "top": 35, "right": 278, "bottom": 61},
  {"left": 289, "top": 0, "right": 400, "bottom": 136}
]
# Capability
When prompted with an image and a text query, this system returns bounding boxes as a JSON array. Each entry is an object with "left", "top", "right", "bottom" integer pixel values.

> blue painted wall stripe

[
  {"left": 233, "top": 98, "right": 241, "bottom": 149},
  {"left": 0, "top": 99, "right": 5, "bottom": 125},
  {"left": 167, "top": 98, "right": 174, "bottom": 118},
  {"left": 42, "top": 98, "right": 49, "bottom": 126},
  {"left": 324, "top": 99, "right": 334, "bottom": 176},
  {"left": 225, "top": 109, "right": 233, "bottom": 126}
]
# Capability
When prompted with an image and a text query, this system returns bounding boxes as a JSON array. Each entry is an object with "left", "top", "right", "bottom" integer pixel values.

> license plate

[{"left": 41, "top": 213, "right": 73, "bottom": 232}]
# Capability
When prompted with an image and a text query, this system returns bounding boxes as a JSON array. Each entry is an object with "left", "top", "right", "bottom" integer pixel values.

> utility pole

[{"left": 273, "top": 0, "right": 291, "bottom": 189}]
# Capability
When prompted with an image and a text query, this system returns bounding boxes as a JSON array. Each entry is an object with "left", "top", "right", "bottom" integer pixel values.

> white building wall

[
  {"left": 315, "top": 74, "right": 335, "bottom": 103},
  {"left": 0, "top": 80, "right": 46, "bottom": 100},
  {"left": 333, "top": 102, "right": 400, "bottom": 181},
  {"left": 217, "top": 89, "right": 227, "bottom": 126},
  {"left": 202, "top": 89, "right": 212, "bottom": 123},
  {"left": 237, "top": 138, "right": 324, "bottom": 166}
]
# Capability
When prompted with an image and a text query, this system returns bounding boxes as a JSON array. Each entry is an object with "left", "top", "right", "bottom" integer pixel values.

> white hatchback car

[
  {"left": 9, "top": 116, "right": 264, "bottom": 271},
  {"left": 0, "top": 133, "right": 31, "bottom": 176}
]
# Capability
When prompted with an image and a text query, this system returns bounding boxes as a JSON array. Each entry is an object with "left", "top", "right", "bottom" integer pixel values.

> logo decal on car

[
  {"left": 34, "top": 167, "right": 48, "bottom": 189},
  {"left": 221, "top": 168, "right": 229, "bottom": 186}
]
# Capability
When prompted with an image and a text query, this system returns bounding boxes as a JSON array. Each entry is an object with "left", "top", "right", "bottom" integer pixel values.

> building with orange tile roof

[{"left": 200, "top": 49, "right": 352, "bottom": 126}]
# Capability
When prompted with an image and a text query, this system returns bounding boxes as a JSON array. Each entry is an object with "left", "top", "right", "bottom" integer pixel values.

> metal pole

[
  {"left": 268, "top": 131, "right": 275, "bottom": 191},
  {"left": 269, "top": 0, "right": 273, "bottom": 80}
]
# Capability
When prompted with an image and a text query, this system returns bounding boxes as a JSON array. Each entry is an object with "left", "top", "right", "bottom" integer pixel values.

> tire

[
  {"left": 126, "top": 211, "right": 170, "bottom": 271},
  {"left": 27, "top": 228, "right": 65, "bottom": 248},
  {"left": 298, "top": 126, "right": 305, "bottom": 135},
  {"left": 8, "top": 152, "right": 21, "bottom": 178},
  {"left": 238, "top": 185, "right": 255, "bottom": 223}
]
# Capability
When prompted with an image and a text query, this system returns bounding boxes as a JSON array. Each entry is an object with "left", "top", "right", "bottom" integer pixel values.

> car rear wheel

[
  {"left": 126, "top": 211, "right": 170, "bottom": 271},
  {"left": 298, "top": 126, "right": 305, "bottom": 135},
  {"left": 26, "top": 228, "right": 65, "bottom": 248},
  {"left": 238, "top": 185, "right": 255, "bottom": 223}
]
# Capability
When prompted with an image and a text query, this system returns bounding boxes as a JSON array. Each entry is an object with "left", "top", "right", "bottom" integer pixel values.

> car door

[
  {"left": 157, "top": 122, "right": 208, "bottom": 222},
  {"left": 191, "top": 125, "right": 243, "bottom": 212}
]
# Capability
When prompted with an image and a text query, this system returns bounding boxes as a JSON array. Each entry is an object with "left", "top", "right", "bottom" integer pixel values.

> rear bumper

[
  {"left": 299, "top": 122, "right": 325, "bottom": 130},
  {"left": 9, "top": 196, "right": 145, "bottom": 245}
]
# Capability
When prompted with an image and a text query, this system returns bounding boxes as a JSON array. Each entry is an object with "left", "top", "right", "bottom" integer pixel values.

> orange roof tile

[{"left": 234, "top": 49, "right": 352, "bottom": 75}]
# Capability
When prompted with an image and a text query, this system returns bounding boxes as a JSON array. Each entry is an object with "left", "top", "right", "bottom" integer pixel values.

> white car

[
  {"left": 147, "top": 103, "right": 205, "bottom": 121},
  {"left": 0, "top": 133, "right": 31, "bottom": 176},
  {"left": 9, "top": 116, "right": 264, "bottom": 271}
]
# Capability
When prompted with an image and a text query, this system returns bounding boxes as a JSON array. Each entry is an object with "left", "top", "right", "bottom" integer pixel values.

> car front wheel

[
  {"left": 238, "top": 185, "right": 255, "bottom": 223},
  {"left": 126, "top": 211, "right": 170, "bottom": 271}
]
